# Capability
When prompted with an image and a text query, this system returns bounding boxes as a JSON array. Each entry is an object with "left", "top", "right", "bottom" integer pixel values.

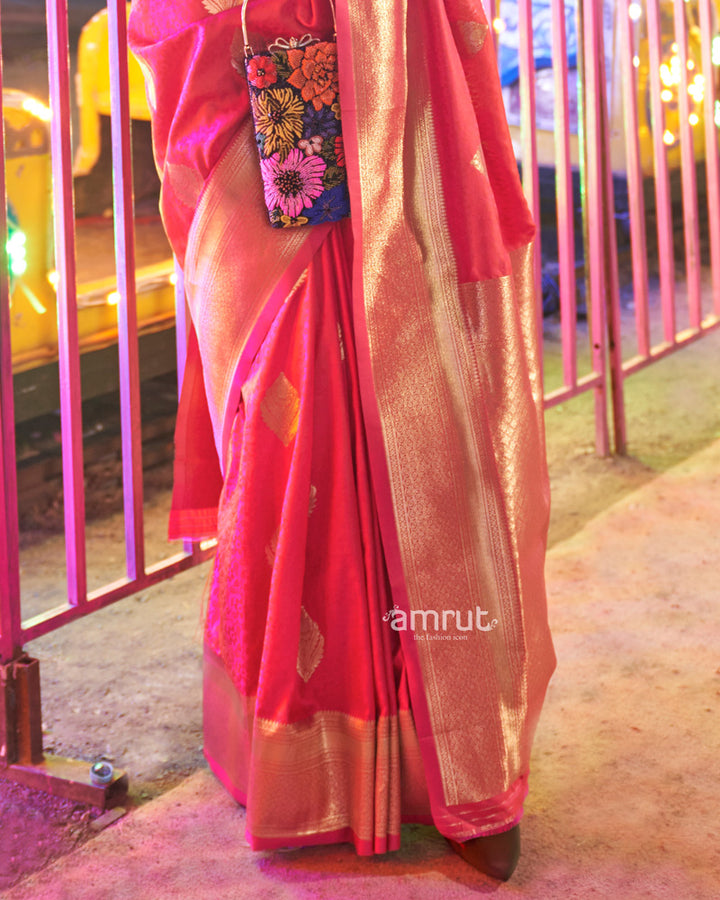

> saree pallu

[{"left": 129, "top": 0, "right": 556, "bottom": 854}]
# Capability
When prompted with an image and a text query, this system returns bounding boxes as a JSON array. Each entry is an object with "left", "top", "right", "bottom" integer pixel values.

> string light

[
  {"left": 660, "top": 56, "right": 682, "bottom": 88},
  {"left": 688, "top": 74, "right": 705, "bottom": 104},
  {"left": 20, "top": 97, "right": 51, "bottom": 122}
]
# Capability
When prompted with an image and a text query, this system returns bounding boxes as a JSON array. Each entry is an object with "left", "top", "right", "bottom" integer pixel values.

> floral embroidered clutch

[{"left": 241, "top": 1, "right": 350, "bottom": 228}]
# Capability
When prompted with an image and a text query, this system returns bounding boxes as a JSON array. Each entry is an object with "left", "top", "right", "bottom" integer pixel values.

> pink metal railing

[
  {"left": 595, "top": 0, "right": 626, "bottom": 455},
  {"left": 517, "top": 0, "right": 543, "bottom": 352},
  {"left": 581, "top": 0, "right": 612, "bottom": 455},
  {"left": 522, "top": 0, "right": 611, "bottom": 456},
  {"left": 551, "top": 0, "right": 579, "bottom": 389},
  {"left": 0, "top": 0, "right": 213, "bottom": 662},
  {"left": 647, "top": 0, "right": 678, "bottom": 342},
  {"left": 0, "top": 1, "right": 22, "bottom": 665},
  {"left": 614, "top": 0, "right": 720, "bottom": 385},
  {"left": 485, "top": 0, "right": 499, "bottom": 53},
  {"left": 620, "top": 0, "right": 652, "bottom": 358},
  {"left": 108, "top": 0, "right": 145, "bottom": 581},
  {"left": 700, "top": 0, "right": 720, "bottom": 318},
  {"left": 674, "top": 0, "right": 703, "bottom": 330},
  {"left": 505, "top": 0, "right": 719, "bottom": 452},
  {"left": 47, "top": 0, "right": 87, "bottom": 607}
]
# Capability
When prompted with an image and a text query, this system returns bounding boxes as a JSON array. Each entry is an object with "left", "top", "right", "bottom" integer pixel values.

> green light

[{"left": 7, "top": 229, "right": 27, "bottom": 277}]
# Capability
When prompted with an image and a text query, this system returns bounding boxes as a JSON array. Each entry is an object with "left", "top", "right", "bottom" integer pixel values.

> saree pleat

[{"left": 203, "top": 222, "right": 429, "bottom": 853}]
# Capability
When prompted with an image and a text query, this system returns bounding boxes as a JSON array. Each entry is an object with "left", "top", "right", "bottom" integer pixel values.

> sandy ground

[{"left": 1, "top": 324, "right": 718, "bottom": 895}]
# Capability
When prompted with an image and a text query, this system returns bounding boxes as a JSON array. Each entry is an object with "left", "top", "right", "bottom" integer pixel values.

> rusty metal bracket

[
  {"left": 0, "top": 658, "right": 18, "bottom": 764},
  {"left": 0, "top": 654, "right": 128, "bottom": 809}
]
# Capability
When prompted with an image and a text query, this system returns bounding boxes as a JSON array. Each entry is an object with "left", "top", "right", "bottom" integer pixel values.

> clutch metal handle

[{"left": 241, "top": 0, "right": 253, "bottom": 57}]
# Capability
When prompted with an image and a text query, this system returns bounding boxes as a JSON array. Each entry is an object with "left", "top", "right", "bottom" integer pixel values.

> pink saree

[{"left": 129, "top": 0, "right": 556, "bottom": 855}]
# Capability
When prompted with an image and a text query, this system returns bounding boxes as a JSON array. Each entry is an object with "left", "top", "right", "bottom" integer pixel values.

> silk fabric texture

[{"left": 129, "top": 0, "right": 556, "bottom": 852}]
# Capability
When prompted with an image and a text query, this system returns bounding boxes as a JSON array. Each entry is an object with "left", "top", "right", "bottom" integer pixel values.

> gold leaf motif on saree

[
  {"left": 297, "top": 607, "right": 324, "bottom": 683},
  {"left": 265, "top": 525, "right": 280, "bottom": 567},
  {"left": 260, "top": 372, "right": 300, "bottom": 446},
  {"left": 458, "top": 20, "right": 489, "bottom": 55},
  {"left": 308, "top": 484, "right": 318, "bottom": 517},
  {"left": 201, "top": 0, "right": 242, "bottom": 14},
  {"left": 471, "top": 145, "right": 487, "bottom": 176}
]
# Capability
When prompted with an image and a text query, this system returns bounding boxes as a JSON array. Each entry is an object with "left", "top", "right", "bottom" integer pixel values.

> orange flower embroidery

[{"left": 287, "top": 42, "right": 339, "bottom": 111}]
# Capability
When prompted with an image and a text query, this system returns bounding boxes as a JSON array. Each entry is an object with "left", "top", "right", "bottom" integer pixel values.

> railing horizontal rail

[{"left": 18, "top": 545, "right": 216, "bottom": 644}]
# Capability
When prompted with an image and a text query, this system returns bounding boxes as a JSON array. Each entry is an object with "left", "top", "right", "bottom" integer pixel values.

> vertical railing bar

[
  {"left": 699, "top": 0, "right": 720, "bottom": 318},
  {"left": 517, "top": 0, "right": 543, "bottom": 361},
  {"left": 174, "top": 260, "right": 188, "bottom": 400},
  {"left": 619, "top": 0, "right": 651, "bottom": 358},
  {"left": 673, "top": 0, "right": 702, "bottom": 331},
  {"left": 581, "top": 0, "right": 610, "bottom": 456},
  {"left": 173, "top": 261, "right": 198, "bottom": 558},
  {"left": 576, "top": 0, "right": 589, "bottom": 340},
  {"left": 646, "top": 0, "right": 676, "bottom": 342},
  {"left": 484, "top": 0, "right": 498, "bottom": 53},
  {"left": 596, "top": 0, "right": 626, "bottom": 455},
  {"left": 551, "top": 0, "right": 578, "bottom": 389},
  {"left": 0, "top": 13, "right": 23, "bottom": 661},
  {"left": 46, "top": 0, "right": 87, "bottom": 606},
  {"left": 107, "top": 0, "right": 145, "bottom": 580}
]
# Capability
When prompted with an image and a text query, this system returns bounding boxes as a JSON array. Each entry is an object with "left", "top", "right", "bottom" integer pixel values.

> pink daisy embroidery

[
  {"left": 260, "top": 149, "right": 326, "bottom": 218},
  {"left": 297, "top": 135, "right": 324, "bottom": 157}
]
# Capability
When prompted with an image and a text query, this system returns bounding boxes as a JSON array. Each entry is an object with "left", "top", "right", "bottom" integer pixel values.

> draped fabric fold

[{"left": 129, "top": 0, "right": 555, "bottom": 853}]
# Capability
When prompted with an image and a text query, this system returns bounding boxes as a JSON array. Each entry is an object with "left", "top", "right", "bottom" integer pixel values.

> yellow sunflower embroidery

[{"left": 253, "top": 87, "right": 304, "bottom": 159}]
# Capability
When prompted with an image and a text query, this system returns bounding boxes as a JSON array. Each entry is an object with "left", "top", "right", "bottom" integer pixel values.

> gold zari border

[{"left": 346, "top": 1, "right": 554, "bottom": 810}]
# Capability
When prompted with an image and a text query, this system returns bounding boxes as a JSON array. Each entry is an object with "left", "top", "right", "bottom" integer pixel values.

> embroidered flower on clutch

[
  {"left": 304, "top": 183, "right": 348, "bottom": 225},
  {"left": 246, "top": 55, "right": 278, "bottom": 89},
  {"left": 298, "top": 135, "right": 323, "bottom": 156},
  {"left": 280, "top": 213, "right": 310, "bottom": 226},
  {"left": 302, "top": 105, "right": 340, "bottom": 144},
  {"left": 253, "top": 87, "right": 305, "bottom": 158},
  {"left": 287, "top": 42, "right": 339, "bottom": 111},
  {"left": 334, "top": 135, "right": 345, "bottom": 168},
  {"left": 260, "top": 148, "right": 326, "bottom": 218}
]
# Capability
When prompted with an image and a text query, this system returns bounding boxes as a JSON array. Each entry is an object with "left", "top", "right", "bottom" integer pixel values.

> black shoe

[{"left": 448, "top": 824, "right": 521, "bottom": 881}]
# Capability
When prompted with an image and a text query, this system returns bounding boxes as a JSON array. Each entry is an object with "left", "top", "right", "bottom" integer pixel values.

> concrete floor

[{"left": 5, "top": 436, "right": 719, "bottom": 899}]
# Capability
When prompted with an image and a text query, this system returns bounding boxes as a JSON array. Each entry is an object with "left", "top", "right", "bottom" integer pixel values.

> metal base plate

[{"left": 2, "top": 754, "right": 128, "bottom": 809}]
